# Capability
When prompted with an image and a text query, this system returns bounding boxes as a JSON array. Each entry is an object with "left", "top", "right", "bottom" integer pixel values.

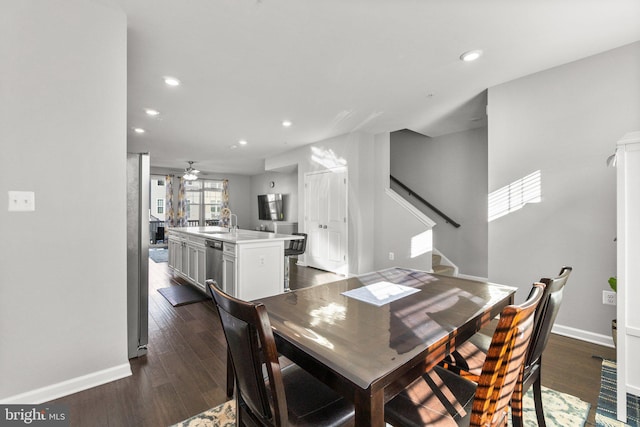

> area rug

[
  {"left": 171, "top": 400, "right": 235, "bottom": 427},
  {"left": 596, "top": 359, "right": 640, "bottom": 427},
  {"left": 170, "top": 387, "right": 588, "bottom": 427},
  {"left": 149, "top": 247, "right": 168, "bottom": 263},
  {"left": 157, "top": 285, "right": 209, "bottom": 307},
  {"left": 512, "top": 385, "right": 590, "bottom": 427}
]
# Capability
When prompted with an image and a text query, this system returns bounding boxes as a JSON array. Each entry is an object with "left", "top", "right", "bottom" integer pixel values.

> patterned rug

[
  {"left": 596, "top": 359, "right": 640, "bottom": 427},
  {"left": 512, "top": 385, "right": 590, "bottom": 427},
  {"left": 170, "top": 386, "right": 588, "bottom": 427},
  {"left": 171, "top": 400, "right": 235, "bottom": 427}
]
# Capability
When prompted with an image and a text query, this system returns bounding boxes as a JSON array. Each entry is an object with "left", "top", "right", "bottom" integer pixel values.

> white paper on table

[{"left": 341, "top": 281, "right": 420, "bottom": 306}]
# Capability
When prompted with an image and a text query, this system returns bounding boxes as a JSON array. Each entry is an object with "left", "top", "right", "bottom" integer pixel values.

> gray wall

[
  {"left": 391, "top": 128, "right": 488, "bottom": 277},
  {"left": 266, "top": 131, "right": 432, "bottom": 275},
  {"left": 488, "top": 41, "right": 640, "bottom": 343},
  {"left": 265, "top": 132, "right": 377, "bottom": 275},
  {"left": 0, "top": 0, "right": 129, "bottom": 401},
  {"left": 249, "top": 171, "right": 298, "bottom": 231},
  {"left": 374, "top": 133, "right": 433, "bottom": 271}
]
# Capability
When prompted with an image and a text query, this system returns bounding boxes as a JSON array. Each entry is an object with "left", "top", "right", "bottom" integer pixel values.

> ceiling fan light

[{"left": 183, "top": 172, "right": 198, "bottom": 181}]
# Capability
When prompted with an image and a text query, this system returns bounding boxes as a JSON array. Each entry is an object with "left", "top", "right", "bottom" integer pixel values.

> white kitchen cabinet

[
  {"left": 235, "top": 240, "right": 284, "bottom": 301},
  {"left": 168, "top": 227, "right": 299, "bottom": 300},
  {"left": 221, "top": 240, "right": 284, "bottom": 300},
  {"left": 168, "top": 232, "right": 207, "bottom": 291},
  {"left": 187, "top": 236, "right": 207, "bottom": 291},
  {"left": 616, "top": 131, "right": 640, "bottom": 422},
  {"left": 168, "top": 233, "right": 184, "bottom": 271},
  {"left": 222, "top": 242, "right": 236, "bottom": 297}
]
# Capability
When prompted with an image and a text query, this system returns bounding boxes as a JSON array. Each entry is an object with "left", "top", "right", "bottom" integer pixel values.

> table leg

[{"left": 354, "top": 388, "right": 385, "bottom": 427}]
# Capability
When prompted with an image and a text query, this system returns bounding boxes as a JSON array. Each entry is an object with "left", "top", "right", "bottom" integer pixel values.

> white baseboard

[
  {"left": 0, "top": 363, "right": 132, "bottom": 404},
  {"left": 552, "top": 323, "right": 615, "bottom": 348}
]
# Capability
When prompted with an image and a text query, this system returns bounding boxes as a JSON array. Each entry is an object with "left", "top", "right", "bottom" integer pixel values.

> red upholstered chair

[
  {"left": 207, "top": 280, "right": 354, "bottom": 427},
  {"left": 384, "top": 282, "right": 545, "bottom": 427}
]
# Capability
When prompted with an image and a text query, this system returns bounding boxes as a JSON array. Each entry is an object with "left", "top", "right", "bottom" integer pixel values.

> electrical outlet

[
  {"left": 603, "top": 290, "right": 616, "bottom": 305},
  {"left": 8, "top": 191, "right": 35, "bottom": 212},
  {"left": 388, "top": 252, "right": 394, "bottom": 261}
]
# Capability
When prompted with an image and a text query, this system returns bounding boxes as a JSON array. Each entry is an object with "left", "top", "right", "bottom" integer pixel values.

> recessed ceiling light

[
  {"left": 282, "top": 120, "right": 292, "bottom": 128},
  {"left": 133, "top": 127, "right": 145, "bottom": 134},
  {"left": 163, "top": 76, "right": 181, "bottom": 86},
  {"left": 238, "top": 140, "right": 248, "bottom": 146},
  {"left": 460, "top": 50, "right": 483, "bottom": 62},
  {"left": 144, "top": 108, "right": 160, "bottom": 116},
  {"left": 229, "top": 145, "right": 238, "bottom": 150}
]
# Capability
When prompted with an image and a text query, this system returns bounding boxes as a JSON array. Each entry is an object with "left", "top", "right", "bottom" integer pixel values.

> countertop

[{"left": 167, "top": 226, "right": 302, "bottom": 244}]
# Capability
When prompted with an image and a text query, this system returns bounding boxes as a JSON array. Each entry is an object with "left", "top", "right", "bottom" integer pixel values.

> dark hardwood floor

[{"left": 48, "top": 259, "right": 614, "bottom": 426}]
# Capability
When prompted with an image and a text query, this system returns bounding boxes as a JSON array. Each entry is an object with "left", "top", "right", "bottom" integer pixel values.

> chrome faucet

[{"left": 229, "top": 213, "right": 238, "bottom": 233}]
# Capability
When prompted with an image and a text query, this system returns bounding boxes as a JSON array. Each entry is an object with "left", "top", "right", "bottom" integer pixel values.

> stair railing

[{"left": 390, "top": 175, "right": 461, "bottom": 228}]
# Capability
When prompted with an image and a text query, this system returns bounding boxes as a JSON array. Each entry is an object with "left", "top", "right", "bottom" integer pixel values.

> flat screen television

[{"left": 258, "top": 193, "right": 285, "bottom": 221}]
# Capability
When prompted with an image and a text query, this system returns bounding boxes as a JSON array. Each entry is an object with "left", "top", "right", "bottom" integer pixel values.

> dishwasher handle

[{"left": 206, "top": 240, "right": 223, "bottom": 250}]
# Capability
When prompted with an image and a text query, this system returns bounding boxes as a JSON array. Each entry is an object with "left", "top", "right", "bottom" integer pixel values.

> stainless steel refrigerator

[{"left": 126, "top": 153, "right": 149, "bottom": 358}]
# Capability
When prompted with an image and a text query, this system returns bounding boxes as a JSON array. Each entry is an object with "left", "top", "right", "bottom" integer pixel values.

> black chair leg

[{"left": 533, "top": 377, "right": 547, "bottom": 427}]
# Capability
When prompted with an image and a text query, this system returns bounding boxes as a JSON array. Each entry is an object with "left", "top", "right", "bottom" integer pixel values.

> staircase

[{"left": 432, "top": 252, "right": 456, "bottom": 276}]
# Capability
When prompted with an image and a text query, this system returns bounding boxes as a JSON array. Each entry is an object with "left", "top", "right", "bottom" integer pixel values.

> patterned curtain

[
  {"left": 177, "top": 177, "right": 188, "bottom": 227},
  {"left": 220, "top": 179, "right": 230, "bottom": 227},
  {"left": 165, "top": 175, "right": 175, "bottom": 227}
]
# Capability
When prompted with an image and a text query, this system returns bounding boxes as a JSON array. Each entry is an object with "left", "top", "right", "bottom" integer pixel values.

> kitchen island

[{"left": 167, "top": 226, "right": 302, "bottom": 301}]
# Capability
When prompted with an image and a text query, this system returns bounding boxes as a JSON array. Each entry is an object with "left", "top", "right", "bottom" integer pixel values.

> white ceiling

[{"left": 117, "top": 0, "right": 640, "bottom": 176}]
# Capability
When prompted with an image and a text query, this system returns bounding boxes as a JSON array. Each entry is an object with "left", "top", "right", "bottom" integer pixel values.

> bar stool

[{"left": 284, "top": 233, "right": 307, "bottom": 292}]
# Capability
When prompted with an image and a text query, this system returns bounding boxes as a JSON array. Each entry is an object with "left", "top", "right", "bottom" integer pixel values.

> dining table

[{"left": 255, "top": 267, "right": 516, "bottom": 427}]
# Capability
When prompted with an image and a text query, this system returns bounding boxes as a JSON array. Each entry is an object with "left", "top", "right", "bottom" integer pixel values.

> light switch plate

[{"left": 8, "top": 191, "right": 35, "bottom": 212}]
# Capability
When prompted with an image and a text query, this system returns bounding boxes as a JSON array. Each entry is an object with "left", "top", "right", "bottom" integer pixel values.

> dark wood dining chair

[
  {"left": 206, "top": 280, "right": 354, "bottom": 427},
  {"left": 442, "top": 266, "right": 572, "bottom": 427},
  {"left": 384, "top": 282, "right": 545, "bottom": 427}
]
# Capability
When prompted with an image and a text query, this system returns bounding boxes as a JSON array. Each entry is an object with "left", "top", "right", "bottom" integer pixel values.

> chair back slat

[
  {"left": 207, "top": 280, "right": 288, "bottom": 426},
  {"left": 285, "top": 233, "right": 307, "bottom": 256},
  {"left": 471, "top": 283, "right": 545, "bottom": 427},
  {"left": 526, "top": 266, "right": 572, "bottom": 369}
]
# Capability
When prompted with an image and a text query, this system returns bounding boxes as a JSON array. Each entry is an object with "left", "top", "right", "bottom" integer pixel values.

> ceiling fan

[{"left": 183, "top": 161, "right": 200, "bottom": 181}]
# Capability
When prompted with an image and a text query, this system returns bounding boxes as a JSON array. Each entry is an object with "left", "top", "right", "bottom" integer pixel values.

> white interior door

[{"left": 304, "top": 168, "right": 347, "bottom": 274}]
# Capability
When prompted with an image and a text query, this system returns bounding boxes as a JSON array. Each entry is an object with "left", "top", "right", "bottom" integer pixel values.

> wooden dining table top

[{"left": 256, "top": 267, "right": 516, "bottom": 426}]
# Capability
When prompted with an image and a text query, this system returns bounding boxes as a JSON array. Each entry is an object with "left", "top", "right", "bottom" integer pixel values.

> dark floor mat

[
  {"left": 149, "top": 248, "right": 168, "bottom": 263},
  {"left": 157, "top": 285, "right": 209, "bottom": 306}
]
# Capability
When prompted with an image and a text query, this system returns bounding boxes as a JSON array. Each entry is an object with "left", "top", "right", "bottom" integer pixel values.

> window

[
  {"left": 150, "top": 175, "right": 166, "bottom": 221},
  {"left": 488, "top": 170, "right": 541, "bottom": 222},
  {"left": 184, "top": 179, "right": 224, "bottom": 225}
]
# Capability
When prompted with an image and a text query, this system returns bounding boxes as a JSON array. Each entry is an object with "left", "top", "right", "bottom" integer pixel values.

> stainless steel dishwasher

[{"left": 205, "top": 239, "right": 224, "bottom": 292}]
